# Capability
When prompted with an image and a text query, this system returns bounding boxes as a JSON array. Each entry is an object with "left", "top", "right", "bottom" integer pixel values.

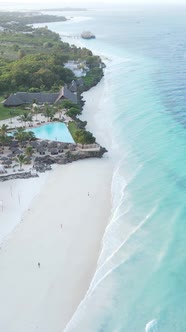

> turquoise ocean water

[
  {"left": 55, "top": 7, "right": 186, "bottom": 332},
  {"left": 14, "top": 4, "right": 186, "bottom": 331}
]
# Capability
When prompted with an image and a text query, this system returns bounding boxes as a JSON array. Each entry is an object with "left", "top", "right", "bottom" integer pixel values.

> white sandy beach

[
  {"left": 0, "top": 173, "right": 47, "bottom": 244},
  {"left": 0, "top": 157, "right": 112, "bottom": 332}
]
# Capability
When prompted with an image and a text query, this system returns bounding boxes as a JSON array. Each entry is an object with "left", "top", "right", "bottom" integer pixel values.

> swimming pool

[{"left": 28, "top": 122, "right": 74, "bottom": 143}]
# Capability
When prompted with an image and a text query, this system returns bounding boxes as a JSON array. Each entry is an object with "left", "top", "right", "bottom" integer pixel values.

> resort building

[{"left": 3, "top": 85, "right": 77, "bottom": 107}]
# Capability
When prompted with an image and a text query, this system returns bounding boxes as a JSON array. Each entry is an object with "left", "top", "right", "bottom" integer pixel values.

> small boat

[{"left": 81, "top": 31, "right": 96, "bottom": 39}]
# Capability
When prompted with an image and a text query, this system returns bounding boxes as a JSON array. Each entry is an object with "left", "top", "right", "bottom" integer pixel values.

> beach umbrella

[
  {"left": 48, "top": 141, "right": 57, "bottom": 148},
  {"left": 58, "top": 143, "right": 66, "bottom": 148},
  {"left": 39, "top": 141, "right": 48, "bottom": 147},
  {"left": 30, "top": 141, "right": 38, "bottom": 148},
  {"left": 15, "top": 149, "right": 23, "bottom": 155},
  {"left": 38, "top": 148, "right": 46, "bottom": 155},
  {"left": 7, "top": 153, "right": 15, "bottom": 158},
  {"left": 50, "top": 148, "right": 58, "bottom": 155},
  {"left": 0, "top": 156, "right": 8, "bottom": 160},
  {"left": 58, "top": 146, "right": 64, "bottom": 153},
  {"left": 21, "top": 141, "right": 27, "bottom": 147},
  {"left": 3, "top": 160, "right": 12, "bottom": 165},
  {"left": 11, "top": 147, "right": 19, "bottom": 153},
  {"left": 10, "top": 141, "right": 19, "bottom": 147}
]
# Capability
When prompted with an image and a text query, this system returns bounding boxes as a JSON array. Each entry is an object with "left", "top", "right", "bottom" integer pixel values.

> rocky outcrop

[
  {"left": 0, "top": 171, "right": 39, "bottom": 182},
  {"left": 81, "top": 31, "right": 95, "bottom": 39},
  {"left": 34, "top": 146, "right": 107, "bottom": 167},
  {"left": 0, "top": 147, "right": 108, "bottom": 181}
]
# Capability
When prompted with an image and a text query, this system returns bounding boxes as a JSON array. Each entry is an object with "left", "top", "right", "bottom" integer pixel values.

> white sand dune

[{"left": 0, "top": 158, "right": 112, "bottom": 332}]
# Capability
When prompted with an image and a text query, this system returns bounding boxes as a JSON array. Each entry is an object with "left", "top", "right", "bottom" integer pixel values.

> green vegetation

[
  {"left": 0, "top": 12, "right": 66, "bottom": 31},
  {"left": 68, "top": 121, "right": 95, "bottom": 144},
  {"left": 15, "top": 153, "right": 28, "bottom": 170},
  {"left": 66, "top": 107, "right": 81, "bottom": 119},
  {"left": 0, "top": 103, "right": 24, "bottom": 121},
  {"left": 0, "top": 11, "right": 105, "bottom": 146},
  {"left": 14, "top": 128, "right": 36, "bottom": 146},
  {"left": 0, "top": 123, "right": 9, "bottom": 136},
  {"left": 0, "top": 53, "right": 75, "bottom": 93},
  {"left": 53, "top": 97, "right": 96, "bottom": 144},
  {"left": 43, "top": 103, "right": 55, "bottom": 121},
  {"left": 0, "top": 13, "right": 103, "bottom": 94},
  {"left": 60, "top": 100, "right": 81, "bottom": 119},
  {"left": 19, "top": 112, "right": 32, "bottom": 127},
  {"left": 25, "top": 145, "right": 33, "bottom": 157},
  {"left": 82, "top": 67, "right": 103, "bottom": 91}
]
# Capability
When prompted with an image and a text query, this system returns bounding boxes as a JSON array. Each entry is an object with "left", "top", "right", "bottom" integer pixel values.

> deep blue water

[{"left": 33, "top": 6, "right": 186, "bottom": 332}]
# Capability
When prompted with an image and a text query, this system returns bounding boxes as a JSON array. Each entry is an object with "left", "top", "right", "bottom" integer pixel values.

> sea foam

[{"left": 145, "top": 319, "right": 158, "bottom": 332}]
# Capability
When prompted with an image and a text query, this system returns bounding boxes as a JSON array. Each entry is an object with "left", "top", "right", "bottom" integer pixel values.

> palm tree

[
  {"left": 43, "top": 103, "right": 54, "bottom": 121},
  {"left": 15, "top": 154, "right": 27, "bottom": 170},
  {"left": 25, "top": 146, "right": 33, "bottom": 157},
  {"left": 0, "top": 124, "right": 9, "bottom": 137},
  {"left": 0, "top": 134, "right": 10, "bottom": 149},
  {"left": 19, "top": 112, "right": 32, "bottom": 127},
  {"left": 32, "top": 103, "right": 39, "bottom": 121},
  {"left": 26, "top": 131, "right": 36, "bottom": 142},
  {"left": 14, "top": 128, "right": 26, "bottom": 147},
  {"left": 9, "top": 110, "right": 14, "bottom": 124},
  {"left": 0, "top": 124, "right": 9, "bottom": 149},
  {"left": 55, "top": 103, "right": 63, "bottom": 119}
]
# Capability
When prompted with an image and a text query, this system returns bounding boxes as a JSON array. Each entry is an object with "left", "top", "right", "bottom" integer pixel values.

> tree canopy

[{"left": 0, "top": 53, "right": 75, "bottom": 93}]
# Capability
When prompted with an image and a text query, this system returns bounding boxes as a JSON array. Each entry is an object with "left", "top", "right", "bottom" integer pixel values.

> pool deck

[{"left": 0, "top": 111, "right": 71, "bottom": 131}]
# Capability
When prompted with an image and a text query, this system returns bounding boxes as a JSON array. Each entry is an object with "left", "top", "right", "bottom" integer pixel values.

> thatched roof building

[
  {"left": 55, "top": 85, "right": 77, "bottom": 104},
  {"left": 4, "top": 85, "right": 77, "bottom": 107}
]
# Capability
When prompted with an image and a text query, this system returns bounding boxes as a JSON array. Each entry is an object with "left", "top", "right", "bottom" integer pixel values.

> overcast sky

[{"left": 1, "top": 0, "right": 186, "bottom": 5}]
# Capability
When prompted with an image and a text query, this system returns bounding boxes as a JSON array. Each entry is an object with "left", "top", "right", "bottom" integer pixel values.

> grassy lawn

[
  {"left": 68, "top": 121, "right": 78, "bottom": 142},
  {"left": 0, "top": 103, "right": 25, "bottom": 121}
]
